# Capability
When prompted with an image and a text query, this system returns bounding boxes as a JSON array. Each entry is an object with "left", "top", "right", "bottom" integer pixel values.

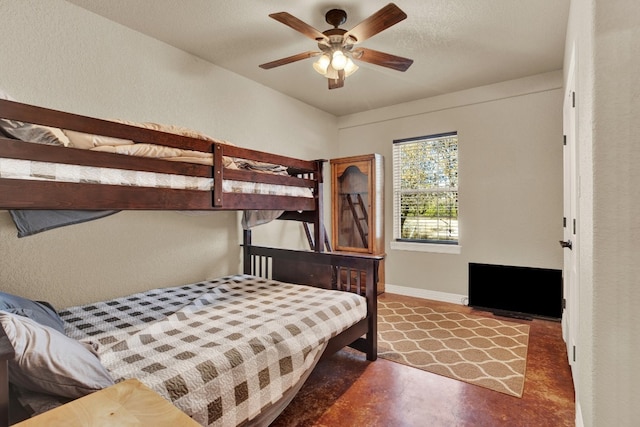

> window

[{"left": 392, "top": 132, "right": 458, "bottom": 246}]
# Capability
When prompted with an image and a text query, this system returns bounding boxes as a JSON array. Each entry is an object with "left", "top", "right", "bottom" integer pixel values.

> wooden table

[{"left": 13, "top": 379, "right": 200, "bottom": 426}]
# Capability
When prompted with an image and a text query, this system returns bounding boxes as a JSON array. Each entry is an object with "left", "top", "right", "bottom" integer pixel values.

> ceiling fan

[{"left": 259, "top": 3, "right": 414, "bottom": 89}]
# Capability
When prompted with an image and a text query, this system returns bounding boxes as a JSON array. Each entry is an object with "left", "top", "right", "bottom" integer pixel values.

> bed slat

[
  {"left": 0, "top": 138, "right": 212, "bottom": 177},
  {"left": 0, "top": 99, "right": 211, "bottom": 152}
]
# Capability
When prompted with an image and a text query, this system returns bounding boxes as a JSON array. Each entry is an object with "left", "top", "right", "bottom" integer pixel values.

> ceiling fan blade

[
  {"left": 269, "top": 12, "right": 329, "bottom": 43},
  {"left": 352, "top": 47, "right": 413, "bottom": 72},
  {"left": 259, "top": 51, "right": 321, "bottom": 69},
  {"left": 328, "top": 70, "right": 345, "bottom": 90},
  {"left": 344, "top": 3, "right": 407, "bottom": 44}
]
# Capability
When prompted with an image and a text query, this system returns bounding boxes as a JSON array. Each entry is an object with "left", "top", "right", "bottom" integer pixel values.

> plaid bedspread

[{"left": 59, "top": 275, "right": 366, "bottom": 426}]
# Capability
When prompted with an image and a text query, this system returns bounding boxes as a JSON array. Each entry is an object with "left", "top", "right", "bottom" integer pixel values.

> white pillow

[
  {"left": 0, "top": 311, "right": 114, "bottom": 398},
  {"left": 0, "top": 87, "right": 16, "bottom": 101}
]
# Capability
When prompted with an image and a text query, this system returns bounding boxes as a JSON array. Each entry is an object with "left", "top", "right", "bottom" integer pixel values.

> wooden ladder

[
  {"left": 344, "top": 193, "right": 369, "bottom": 247},
  {"left": 303, "top": 222, "right": 332, "bottom": 251}
]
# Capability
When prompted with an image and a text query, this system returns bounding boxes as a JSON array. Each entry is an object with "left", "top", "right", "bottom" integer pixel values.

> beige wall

[
  {"left": 0, "top": 1, "right": 337, "bottom": 308},
  {"left": 566, "top": 1, "right": 640, "bottom": 426},
  {"left": 0, "top": 0, "right": 575, "bottom": 385},
  {"left": 337, "top": 72, "right": 564, "bottom": 297}
]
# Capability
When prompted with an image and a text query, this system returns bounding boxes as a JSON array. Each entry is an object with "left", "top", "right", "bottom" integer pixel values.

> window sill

[{"left": 390, "top": 240, "right": 462, "bottom": 254}]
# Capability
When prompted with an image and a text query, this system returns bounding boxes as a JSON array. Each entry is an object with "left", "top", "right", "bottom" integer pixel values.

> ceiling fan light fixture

[
  {"left": 331, "top": 50, "right": 348, "bottom": 70},
  {"left": 260, "top": 4, "right": 412, "bottom": 89},
  {"left": 313, "top": 54, "right": 331, "bottom": 75},
  {"left": 259, "top": 3, "right": 413, "bottom": 89}
]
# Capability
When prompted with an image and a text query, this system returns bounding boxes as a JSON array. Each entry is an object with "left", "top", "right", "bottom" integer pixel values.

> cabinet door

[
  {"left": 333, "top": 159, "right": 373, "bottom": 252},
  {"left": 331, "top": 154, "right": 385, "bottom": 294}
]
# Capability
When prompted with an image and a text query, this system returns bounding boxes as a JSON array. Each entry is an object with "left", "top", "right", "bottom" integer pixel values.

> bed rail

[
  {"left": 0, "top": 327, "right": 15, "bottom": 427},
  {"left": 0, "top": 99, "right": 323, "bottom": 221}
]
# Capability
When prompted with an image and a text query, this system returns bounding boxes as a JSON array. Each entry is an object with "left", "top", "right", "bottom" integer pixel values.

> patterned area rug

[{"left": 378, "top": 300, "right": 530, "bottom": 397}]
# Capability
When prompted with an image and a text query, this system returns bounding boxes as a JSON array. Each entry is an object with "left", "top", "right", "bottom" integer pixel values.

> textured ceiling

[{"left": 67, "top": 0, "right": 570, "bottom": 116}]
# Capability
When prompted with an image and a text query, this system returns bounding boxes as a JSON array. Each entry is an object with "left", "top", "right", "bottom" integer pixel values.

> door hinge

[
  {"left": 573, "top": 345, "right": 577, "bottom": 362},
  {"left": 573, "top": 218, "right": 576, "bottom": 235},
  {"left": 562, "top": 298, "right": 566, "bottom": 309},
  {"left": 563, "top": 217, "right": 567, "bottom": 228},
  {"left": 572, "top": 91, "right": 576, "bottom": 108},
  {"left": 563, "top": 135, "right": 567, "bottom": 146}
]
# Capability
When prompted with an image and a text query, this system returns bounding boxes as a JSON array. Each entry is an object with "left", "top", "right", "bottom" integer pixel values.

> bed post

[
  {"left": 242, "top": 229, "right": 252, "bottom": 275},
  {"left": 211, "top": 143, "right": 223, "bottom": 207},
  {"left": 0, "top": 362, "right": 8, "bottom": 427},
  {"left": 365, "top": 259, "right": 379, "bottom": 360},
  {"left": 0, "top": 327, "right": 15, "bottom": 427},
  {"left": 313, "top": 159, "right": 325, "bottom": 252}
]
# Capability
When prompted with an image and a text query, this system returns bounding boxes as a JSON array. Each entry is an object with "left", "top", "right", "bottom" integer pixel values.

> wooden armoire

[{"left": 330, "top": 153, "right": 385, "bottom": 293}]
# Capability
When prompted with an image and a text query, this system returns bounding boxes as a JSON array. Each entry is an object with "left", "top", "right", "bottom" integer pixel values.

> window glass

[{"left": 392, "top": 132, "right": 458, "bottom": 244}]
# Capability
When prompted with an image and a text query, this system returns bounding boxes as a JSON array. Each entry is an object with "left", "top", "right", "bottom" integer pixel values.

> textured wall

[
  {"left": 564, "top": 0, "right": 640, "bottom": 426},
  {"left": 591, "top": 2, "right": 640, "bottom": 425},
  {"left": 337, "top": 72, "right": 564, "bottom": 297},
  {"left": 0, "top": 1, "right": 337, "bottom": 308}
]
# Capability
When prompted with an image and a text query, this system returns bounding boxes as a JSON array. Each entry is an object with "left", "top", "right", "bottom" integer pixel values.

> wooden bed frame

[
  {"left": 0, "top": 98, "right": 326, "bottom": 248},
  {"left": 0, "top": 99, "right": 380, "bottom": 426}
]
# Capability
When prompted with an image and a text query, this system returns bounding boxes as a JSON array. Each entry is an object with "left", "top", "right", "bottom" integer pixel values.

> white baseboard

[
  {"left": 384, "top": 283, "right": 467, "bottom": 306},
  {"left": 575, "top": 401, "right": 583, "bottom": 427}
]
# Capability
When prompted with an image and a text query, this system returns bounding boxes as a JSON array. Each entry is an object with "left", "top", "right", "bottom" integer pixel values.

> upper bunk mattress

[
  {"left": 0, "top": 157, "right": 312, "bottom": 197},
  {"left": 54, "top": 275, "right": 366, "bottom": 426}
]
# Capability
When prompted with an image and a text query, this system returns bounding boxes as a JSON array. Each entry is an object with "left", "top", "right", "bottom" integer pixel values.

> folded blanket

[{"left": 9, "top": 205, "right": 120, "bottom": 238}]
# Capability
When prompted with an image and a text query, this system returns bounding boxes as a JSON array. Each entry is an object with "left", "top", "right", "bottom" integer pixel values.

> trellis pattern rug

[{"left": 378, "top": 300, "right": 530, "bottom": 397}]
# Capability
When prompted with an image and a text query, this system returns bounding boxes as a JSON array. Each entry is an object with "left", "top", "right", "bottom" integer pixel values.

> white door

[{"left": 562, "top": 47, "right": 579, "bottom": 378}]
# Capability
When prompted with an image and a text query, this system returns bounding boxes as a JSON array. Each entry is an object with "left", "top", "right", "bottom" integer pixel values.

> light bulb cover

[
  {"left": 343, "top": 58, "right": 358, "bottom": 77},
  {"left": 313, "top": 54, "right": 330, "bottom": 75},
  {"left": 324, "top": 64, "right": 339, "bottom": 80},
  {"left": 331, "top": 50, "right": 347, "bottom": 70}
]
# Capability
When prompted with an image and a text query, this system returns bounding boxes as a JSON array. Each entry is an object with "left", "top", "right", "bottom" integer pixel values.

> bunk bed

[{"left": 0, "top": 98, "right": 380, "bottom": 426}]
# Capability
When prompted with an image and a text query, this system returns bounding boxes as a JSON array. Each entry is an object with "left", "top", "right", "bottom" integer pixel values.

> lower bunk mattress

[{"left": 17, "top": 275, "right": 367, "bottom": 426}]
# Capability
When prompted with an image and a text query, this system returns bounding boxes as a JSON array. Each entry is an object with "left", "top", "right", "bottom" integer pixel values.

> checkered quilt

[{"left": 59, "top": 275, "right": 366, "bottom": 426}]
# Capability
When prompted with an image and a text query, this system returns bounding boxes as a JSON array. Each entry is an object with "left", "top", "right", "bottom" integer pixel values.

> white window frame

[{"left": 391, "top": 132, "right": 460, "bottom": 254}]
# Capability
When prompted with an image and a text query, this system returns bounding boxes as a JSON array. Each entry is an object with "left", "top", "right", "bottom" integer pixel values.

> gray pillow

[
  {"left": 0, "top": 88, "right": 69, "bottom": 146},
  {"left": 0, "top": 291, "right": 65, "bottom": 334},
  {"left": 0, "top": 311, "right": 114, "bottom": 398}
]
